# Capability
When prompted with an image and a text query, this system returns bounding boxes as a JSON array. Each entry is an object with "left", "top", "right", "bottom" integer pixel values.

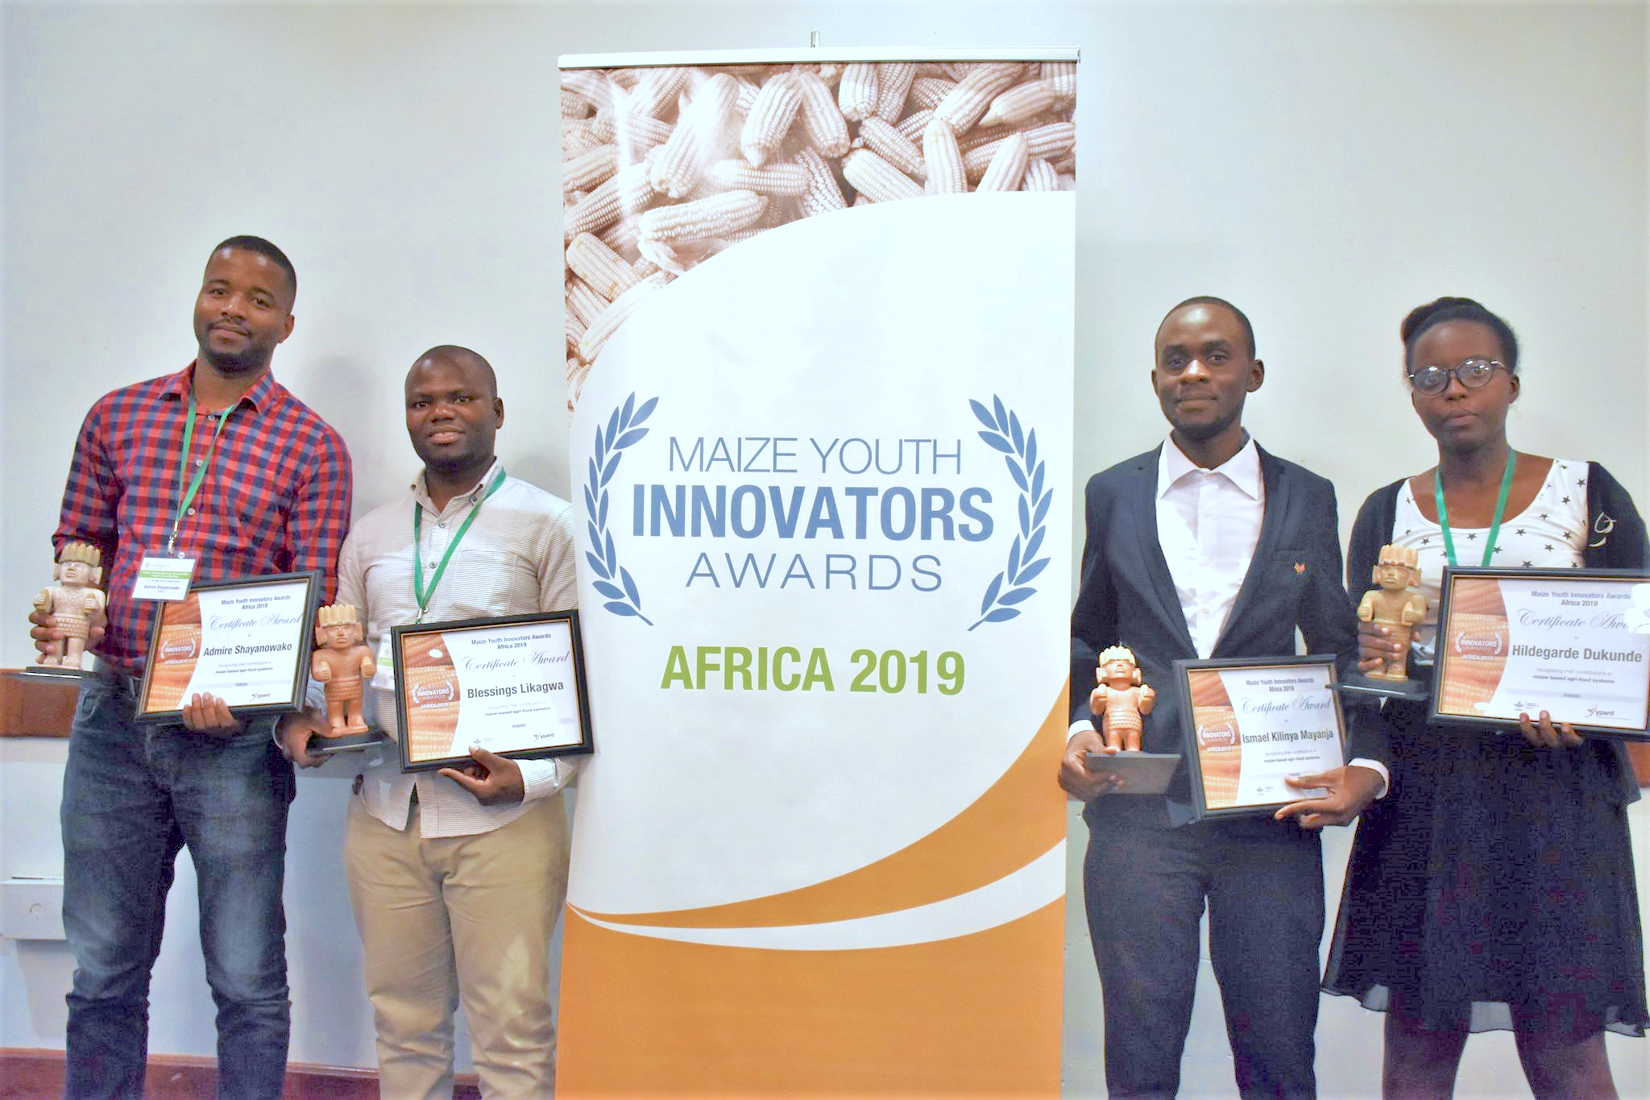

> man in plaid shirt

[{"left": 33, "top": 236, "right": 352, "bottom": 1099}]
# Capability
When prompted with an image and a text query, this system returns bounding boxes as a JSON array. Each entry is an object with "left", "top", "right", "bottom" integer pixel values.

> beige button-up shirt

[{"left": 338, "top": 459, "right": 581, "bottom": 837}]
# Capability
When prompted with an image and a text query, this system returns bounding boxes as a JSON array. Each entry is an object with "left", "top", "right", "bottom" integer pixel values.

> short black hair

[
  {"left": 210, "top": 235, "right": 296, "bottom": 304},
  {"left": 413, "top": 345, "right": 499, "bottom": 399},
  {"left": 1162, "top": 296, "right": 1256, "bottom": 358},
  {"left": 1400, "top": 297, "right": 1518, "bottom": 374}
]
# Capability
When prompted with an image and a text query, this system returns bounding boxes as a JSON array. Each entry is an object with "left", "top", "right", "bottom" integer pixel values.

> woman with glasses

[{"left": 1322, "top": 297, "right": 1647, "bottom": 1096}]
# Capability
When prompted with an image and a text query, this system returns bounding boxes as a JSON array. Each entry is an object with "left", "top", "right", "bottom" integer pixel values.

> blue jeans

[{"left": 60, "top": 672, "right": 294, "bottom": 1099}]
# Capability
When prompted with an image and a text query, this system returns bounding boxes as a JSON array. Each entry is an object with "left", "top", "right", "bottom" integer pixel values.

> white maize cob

[
  {"left": 563, "top": 144, "right": 618, "bottom": 195},
  {"left": 975, "top": 132, "right": 1029, "bottom": 192},
  {"left": 958, "top": 118, "right": 1049, "bottom": 154},
  {"left": 837, "top": 63, "right": 878, "bottom": 122},
  {"left": 566, "top": 275, "right": 609, "bottom": 328},
  {"left": 621, "top": 66, "right": 691, "bottom": 119},
  {"left": 857, "top": 117, "right": 926, "bottom": 180},
  {"left": 1051, "top": 151, "right": 1076, "bottom": 175},
  {"left": 649, "top": 72, "right": 740, "bottom": 198},
  {"left": 1021, "top": 156, "right": 1059, "bottom": 192},
  {"left": 561, "top": 71, "right": 613, "bottom": 114},
  {"left": 566, "top": 232, "right": 641, "bottom": 300},
  {"left": 606, "top": 68, "right": 642, "bottom": 90},
  {"left": 872, "top": 61, "right": 917, "bottom": 121},
  {"left": 733, "top": 77, "right": 760, "bottom": 116},
  {"left": 566, "top": 356, "right": 591, "bottom": 411},
  {"left": 566, "top": 314, "right": 586, "bottom": 355},
  {"left": 895, "top": 108, "right": 935, "bottom": 143},
  {"left": 1041, "top": 61, "right": 1077, "bottom": 99},
  {"left": 794, "top": 70, "right": 850, "bottom": 157},
  {"left": 908, "top": 76, "right": 957, "bottom": 112},
  {"left": 1056, "top": 172, "right": 1076, "bottom": 191},
  {"left": 932, "top": 62, "right": 1022, "bottom": 134},
  {"left": 921, "top": 119, "right": 967, "bottom": 196},
  {"left": 565, "top": 161, "right": 656, "bottom": 239},
  {"left": 600, "top": 217, "right": 640, "bottom": 260},
  {"left": 562, "top": 91, "right": 595, "bottom": 119},
  {"left": 792, "top": 147, "right": 847, "bottom": 217},
  {"left": 913, "top": 62, "right": 951, "bottom": 78},
  {"left": 739, "top": 74, "right": 802, "bottom": 167},
  {"left": 980, "top": 79, "right": 1058, "bottom": 128},
  {"left": 963, "top": 121, "right": 1075, "bottom": 181},
  {"left": 632, "top": 257, "right": 661, "bottom": 279},
  {"left": 612, "top": 113, "right": 673, "bottom": 160},
  {"left": 637, "top": 189, "right": 768, "bottom": 243},
  {"left": 577, "top": 273, "right": 672, "bottom": 364},
  {"left": 842, "top": 149, "right": 922, "bottom": 203},
  {"left": 706, "top": 159, "right": 809, "bottom": 197}
]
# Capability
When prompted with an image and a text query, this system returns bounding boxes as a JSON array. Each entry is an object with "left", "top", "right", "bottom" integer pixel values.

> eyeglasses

[{"left": 1407, "top": 358, "right": 1509, "bottom": 395}]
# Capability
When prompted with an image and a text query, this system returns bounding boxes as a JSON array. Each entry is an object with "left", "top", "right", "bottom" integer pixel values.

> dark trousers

[
  {"left": 60, "top": 673, "right": 294, "bottom": 1100},
  {"left": 1082, "top": 798, "right": 1323, "bottom": 1099}
]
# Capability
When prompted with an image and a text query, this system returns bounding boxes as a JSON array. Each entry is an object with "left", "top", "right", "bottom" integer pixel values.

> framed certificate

[
  {"left": 1176, "top": 655, "right": 1349, "bottom": 820},
  {"left": 135, "top": 571, "right": 322, "bottom": 722},
  {"left": 1431, "top": 567, "right": 1650, "bottom": 740},
  {"left": 390, "top": 610, "right": 595, "bottom": 772}
]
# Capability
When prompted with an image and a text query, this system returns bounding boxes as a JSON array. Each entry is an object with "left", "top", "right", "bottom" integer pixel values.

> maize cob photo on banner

[
  {"left": 561, "top": 59, "right": 1076, "bottom": 407},
  {"left": 556, "top": 49, "right": 1077, "bottom": 1098}
]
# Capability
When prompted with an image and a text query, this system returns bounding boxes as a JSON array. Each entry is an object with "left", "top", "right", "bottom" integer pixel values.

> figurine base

[
  {"left": 19, "top": 664, "right": 92, "bottom": 680},
  {"left": 308, "top": 728, "right": 385, "bottom": 755},
  {"left": 1082, "top": 750, "right": 1180, "bottom": 796},
  {"left": 1334, "top": 673, "right": 1429, "bottom": 703}
]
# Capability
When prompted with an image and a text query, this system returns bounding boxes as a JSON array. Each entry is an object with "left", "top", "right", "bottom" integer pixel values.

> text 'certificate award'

[
  {"left": 391, "top": 610, "right": 595, "bottom": 772},
  {"left": 1432, "top": 567, "right": 1650, "bottom": 739},
  {"left": 1177, "top": 655, "right": 1348, "bottom": 820},
  {"left": 136, "top": 571, "right": 322, "bottom": 721}
]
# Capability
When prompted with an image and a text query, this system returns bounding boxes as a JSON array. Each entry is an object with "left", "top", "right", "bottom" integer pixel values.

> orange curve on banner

[
  {"left": 572, "top": 682, "right": 1069, "bottom": 930},
  {"left": 556, "top": 899, "right": 1065, "bottom": 1098}
]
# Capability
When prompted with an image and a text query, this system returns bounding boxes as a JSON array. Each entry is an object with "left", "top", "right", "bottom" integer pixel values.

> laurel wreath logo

[
  {"left": 968, "top": 396, "right": 1051, "bottom": 631},
  {"left": 584, "top": 392, "right": 658, "bottom": 625}
]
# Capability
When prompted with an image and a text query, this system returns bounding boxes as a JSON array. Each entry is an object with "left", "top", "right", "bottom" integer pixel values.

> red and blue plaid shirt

[{"left": 54, "top": 363, "right": 353, "bottom": 676}]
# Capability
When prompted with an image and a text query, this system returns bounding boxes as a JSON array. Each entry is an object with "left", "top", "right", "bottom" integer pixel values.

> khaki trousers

[{"left": 345, "top": 793, "right": 570, "bottom": 1099}]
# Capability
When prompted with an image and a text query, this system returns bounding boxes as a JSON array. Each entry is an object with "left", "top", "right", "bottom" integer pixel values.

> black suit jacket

[{"left": 1070, "top": 443, "right": 1390, "bottom": 824}]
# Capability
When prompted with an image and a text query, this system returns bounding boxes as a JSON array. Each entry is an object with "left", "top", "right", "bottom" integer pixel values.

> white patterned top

[{"left": 1389, "top": 457, "right": 1589, "bottom": 665}]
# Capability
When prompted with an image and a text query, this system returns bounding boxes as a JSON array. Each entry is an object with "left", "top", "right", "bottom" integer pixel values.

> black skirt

[{"left": 1323, "top": 700, "right": 1648, "bottom": 1036}]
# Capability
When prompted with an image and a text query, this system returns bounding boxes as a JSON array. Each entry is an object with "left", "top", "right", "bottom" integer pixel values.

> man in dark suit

[{"left": 1059, "top": 297, "right": 1389, "bottom": 1098}]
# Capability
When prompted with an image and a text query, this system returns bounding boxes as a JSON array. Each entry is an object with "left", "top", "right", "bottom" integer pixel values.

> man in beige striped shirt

[{"left": 282, "top": 345, "right": 579, "bottom": 1097}]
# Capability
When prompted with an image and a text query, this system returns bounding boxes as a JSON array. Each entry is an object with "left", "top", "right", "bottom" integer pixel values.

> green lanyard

[
  {"left": 1435, "top": 452, "right": 1516, "bottom": 568},
  {"left": 169, "top": 391, "right": 235, "bottom": 554},
  {"left": 412, "top": 468, "right": 507, "bottom": 622}
]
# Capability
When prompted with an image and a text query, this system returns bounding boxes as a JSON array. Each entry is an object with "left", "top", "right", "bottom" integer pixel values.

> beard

[{"left": 200, "top": 344, "right": 271, "bottom": 375}]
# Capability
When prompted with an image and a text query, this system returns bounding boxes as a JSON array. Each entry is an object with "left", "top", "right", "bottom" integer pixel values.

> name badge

[
  {"left": 132, "top": 555, "right": 196, "bottom": 601},
  {"left": 371, "top": 631, "right": 396, "bottom": 690}
]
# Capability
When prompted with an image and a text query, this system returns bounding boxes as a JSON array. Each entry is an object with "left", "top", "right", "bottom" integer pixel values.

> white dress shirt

[
  {"left": 1156, "top": 434, "right": 1265, "bottom": 659},
  {"left": 337, "top": 458, "right": 582, "bottom": 838}
]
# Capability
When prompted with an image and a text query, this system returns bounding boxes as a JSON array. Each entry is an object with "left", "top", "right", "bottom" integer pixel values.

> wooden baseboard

[{"left": 0, "top": 1048, "right": 480, "bottom": 1099}]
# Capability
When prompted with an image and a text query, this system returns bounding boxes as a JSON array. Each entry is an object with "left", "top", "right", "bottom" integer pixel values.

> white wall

[{"left": 2, "top": 2, "right": 1645, "bottom": 1096}]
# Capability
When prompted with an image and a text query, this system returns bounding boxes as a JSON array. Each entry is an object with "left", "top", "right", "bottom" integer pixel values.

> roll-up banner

[{"left": 559, "top": 48, "right": 1077, "bottom": 1096}]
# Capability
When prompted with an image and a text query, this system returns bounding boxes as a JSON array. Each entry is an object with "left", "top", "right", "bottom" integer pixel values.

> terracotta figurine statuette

[
  {"left": 1358, "top": 543, "right": 1426, "bottom": 681},
  {"left": 312, "top": 603, "right": 376, "bottom": 735},
  {"left": 33, "top": 542, "right": 108, "bottom": 670},
  {"left": 1090, "top": 644, "right": 1156, "bottom": 753}
]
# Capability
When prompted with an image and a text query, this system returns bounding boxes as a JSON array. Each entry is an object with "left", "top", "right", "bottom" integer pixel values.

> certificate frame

[
  {"left": 390, "top": 610, "right": 595, "bottom": 773},
  {"left": 1175, "top": 654, "right": 1349, "bottom": 820},
  {"left": 1430, "top": 566, "right": 1650, "bottom": 740},
  {"left": 135, "top": 570, "right": 322, "bottom": 722}
]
